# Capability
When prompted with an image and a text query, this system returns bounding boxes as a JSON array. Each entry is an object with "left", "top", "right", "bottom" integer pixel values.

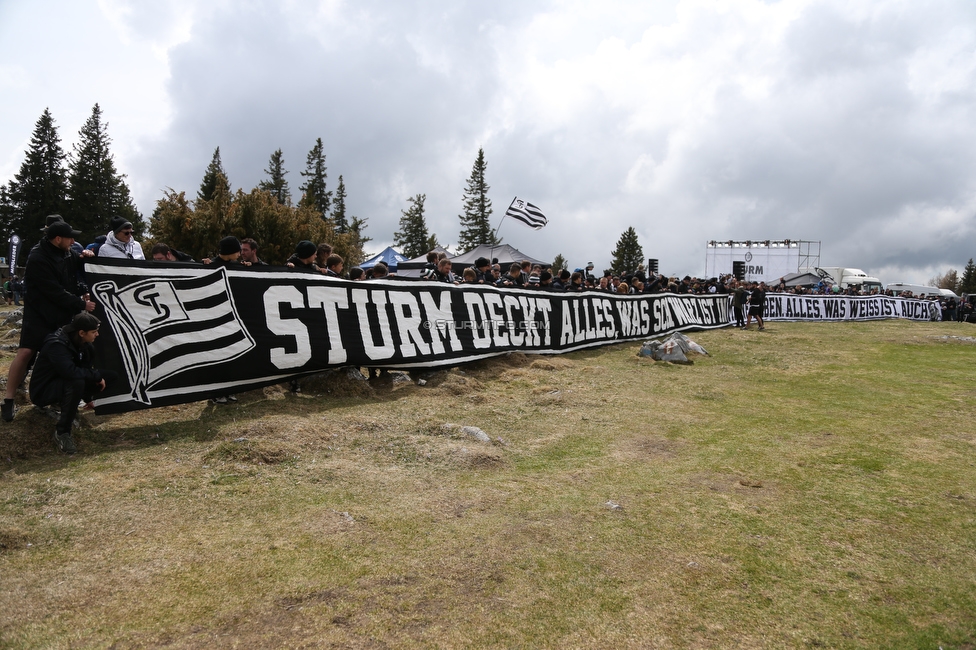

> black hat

[
  {"left": 41, "top": 214, "right": 64, "bottom": 231},
  {"left": 475, "top": 257, "right": 490, "bottom": 268},
  {"left": 46, "top": 221, "right": 82, "bottom": 240},
  {"left": 296, "top": 240, "right": 317, "bottom": 259},
  {"left": 63, "top": 312, "right": 100, "bottom": 334},
  {"left": 109, "top": 216, "right": 133, "bottom": 235},
  {"left": 219, "top": 236, "right": 241, "bottom": 256}
]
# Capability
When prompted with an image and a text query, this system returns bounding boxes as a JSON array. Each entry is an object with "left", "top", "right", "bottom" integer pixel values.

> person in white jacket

[{"left": 97, "top": 216, "right": 145, "bottom": 260}]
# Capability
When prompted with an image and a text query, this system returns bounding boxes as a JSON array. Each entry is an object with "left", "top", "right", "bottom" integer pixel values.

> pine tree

[
  {"left": 394, "top": 194, "right": 434, "bottom": 259},
  {"left": 198, "top": 147, "right": 230, "bottom": 203},
  {"left": 259, "top": 149, "right": 291, "bottom": 206},
  {"left": 456, "top": 148, "right": 498, "bottom": 253},
  {"left": 0, "top": 184, "right": 16, "bottom": 246},
  {"left": 960, "top": 258, "right": 976, "bottom": 294},
  {"left": 552, "top": 253, "right": 568, "bottom": 273},
  {"left": 299, "top": 138, "right": 331, "bottom": 221},
  {"left": 333, "top": 216, "right": 371, "bottom": 267},
  {"left": 610, "top": 227, "right": 644, "bottom": 276},
  {"left": 7, "top": 108, "right": 69, "bottom": 237},
  {"left": 331, "top": 175, "right": 348, "bottom": 234},
  {"left": 67, "top": 103, "right": 143, "bottom": 242}
]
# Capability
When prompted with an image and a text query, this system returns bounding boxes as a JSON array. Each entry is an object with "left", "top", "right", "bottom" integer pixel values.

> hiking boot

[
  {"left": 1, "top": 400, "right": 14, "bottom": 422},
  {"left": 54, "top": 429, "right": 77, "bottom": 455}
]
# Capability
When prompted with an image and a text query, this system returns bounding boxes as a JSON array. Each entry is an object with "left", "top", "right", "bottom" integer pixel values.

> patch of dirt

[
  {"left": 687, "top": 472, "right": 747, "bottom": 494},
  {"left": 612, "top": 436, "right": 684, "bottom": 461},
  {"left": 0, "top": 526, "right": 31, "bottom": 552}
]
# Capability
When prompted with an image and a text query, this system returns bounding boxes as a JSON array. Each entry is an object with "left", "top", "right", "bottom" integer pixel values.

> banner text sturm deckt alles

[
  {"left": 86, "top": 261, "right": 728, "bottom": 413},
  {"left": 83, "top": 260, "right": 931, "bottom": 414}
]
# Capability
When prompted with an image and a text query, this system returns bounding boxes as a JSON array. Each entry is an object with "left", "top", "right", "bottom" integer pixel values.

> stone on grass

[{"left": 441, "top": 423, "right": 491, "bottom": 444}]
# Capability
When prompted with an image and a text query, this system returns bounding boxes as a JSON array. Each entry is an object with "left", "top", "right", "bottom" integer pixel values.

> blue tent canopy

[{"left": 360, "top": 246, "right": 408, "bottom": 271}]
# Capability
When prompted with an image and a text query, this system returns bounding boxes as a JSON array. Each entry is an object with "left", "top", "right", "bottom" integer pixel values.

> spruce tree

[
  {"left": 7, "top": 108, "right": 69, "bottom": 237},
  {"left": 960, "top": 258, "right": 976, "bottom": 294},
  {"left": 394, "top": 194, "right": 434, "bottom": 259},
  {"left": 456, "top": 148, "right": 498, "bottom": 253},
  {"left": 299, "top": 138, "right": 331, "bottom": 221},
  {"left": 331, "top": 175, "right": 348, "bottom": 233},
  {"left": 0, "top": 184, "right": 15, "bottom": 245},
  {"left": 198, "top": 147, "right": 230, "bottom": 203},
  {"left": 67, "top": 103, "right": 142, "bottom": 242},
  {"left": 552, "top": 253, "right": 568, "bottom": 273},
  {"left": 610, "top": 227, "right": 644, "bottom": 276},
  {"left": 259, "top": 149, "right": 291, "bottom": 206}
]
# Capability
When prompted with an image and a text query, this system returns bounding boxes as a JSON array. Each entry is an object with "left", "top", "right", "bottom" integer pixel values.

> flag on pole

[{"left": 504, "top": 197, "right": 548, "bottom": 230}]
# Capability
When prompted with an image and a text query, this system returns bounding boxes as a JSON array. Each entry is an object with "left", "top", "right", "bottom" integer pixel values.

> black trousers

[{"left": 30, "top": 377, "right": 96, "bottom": 433}]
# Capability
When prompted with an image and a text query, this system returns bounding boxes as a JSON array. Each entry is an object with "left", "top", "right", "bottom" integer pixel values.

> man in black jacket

[
  {"left": 2, "top": 220, "right": 95, "bottom": 422},
  {"left": 30, "top": 312, "right": 115, "bottom": 454}
]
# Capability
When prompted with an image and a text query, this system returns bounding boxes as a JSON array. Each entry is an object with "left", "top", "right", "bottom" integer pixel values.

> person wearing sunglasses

[{"left": 97, "top": 216, "right": 145, "bottom": 260}]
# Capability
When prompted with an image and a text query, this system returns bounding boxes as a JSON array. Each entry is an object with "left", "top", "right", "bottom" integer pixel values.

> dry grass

[{"left": 1, "top": 318, "right": 976, "bottom": 648}]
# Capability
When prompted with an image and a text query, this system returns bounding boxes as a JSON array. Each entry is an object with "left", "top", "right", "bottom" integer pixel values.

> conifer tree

[
  {"left": 330, "top": 175, "right": 349, "bottom": 234},
  {"left": 960, "top": 258, "right": 976, "bottom": 295},
  {"left": 6, "top": 108, "right": 69, "bottom": 237},
  {"left": 67, "top": 103, "right": 142, "bottom": 241},
  {"left": 299, "top": 138, "right": 331, "bottom": 220},
  {"left": 0, "top": 184, "right": 16, "bottom": 245},
  {"left": 610, "top": 227, "right": 644, "bottom": 276},
  {"left": 456, "top": 148, "right": 498, "bottom": 253},
  {"left": 198, "top": 147, "right": 230, "bottom": 203},
  {"left": 259, "top": 149, "right": 291, "bottom": 206},
  {"left": 394, "top": 194, "right": 434, "bottom": 259},
  {"left": 552, "top": 253, "right": 568, "bottom": 273}
]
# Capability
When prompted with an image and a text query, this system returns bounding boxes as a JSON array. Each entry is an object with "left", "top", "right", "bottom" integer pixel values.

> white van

[{"left": 886, "top": 282, "right": 942, "bottom": 297}]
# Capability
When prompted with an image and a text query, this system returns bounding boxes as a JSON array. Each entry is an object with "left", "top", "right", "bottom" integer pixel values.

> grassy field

[{"left": 1, "top": 318, "right": 975, "bottom": 648}]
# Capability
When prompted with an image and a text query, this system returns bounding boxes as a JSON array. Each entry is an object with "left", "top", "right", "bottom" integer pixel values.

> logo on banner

[{"left": 92, "top": 268, "right": 255, "bottom": 404}]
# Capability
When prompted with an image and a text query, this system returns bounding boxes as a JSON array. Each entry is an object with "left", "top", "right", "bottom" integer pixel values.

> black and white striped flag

[
  {"left": 505, "top": 197, "right": 548, "bottom": 230},
  {"left": 93, "top": 268, "right": 255, "bottom": 404}
]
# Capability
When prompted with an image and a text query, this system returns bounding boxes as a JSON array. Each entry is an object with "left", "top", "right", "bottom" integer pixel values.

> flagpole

[{"left": 489, "top": 197, "right": 517, "bottom": 264}]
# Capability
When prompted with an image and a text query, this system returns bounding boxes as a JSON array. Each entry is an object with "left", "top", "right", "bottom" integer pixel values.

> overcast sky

[{"left": 2, "top": 0, "right": 975, "bottom": 283}]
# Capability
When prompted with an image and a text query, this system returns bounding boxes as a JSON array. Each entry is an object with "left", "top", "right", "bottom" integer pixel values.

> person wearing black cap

[
  {"left": 286, "top": 240, "right": 321, "bottom": 271},
  {"left": 207, "top": 236, "right": 248, "bottom": 268},
  {"left": 98, "top": 216, "right": 145, "bottom": 260},
  {"left": 3, "top": 220, "right": 96, "bottom": 423},
  {"left": 473, "top": 257, "right": 492, "bottom": 284},
  {"left": 30, "top": 312, "right": 116, "bottom": 454}
]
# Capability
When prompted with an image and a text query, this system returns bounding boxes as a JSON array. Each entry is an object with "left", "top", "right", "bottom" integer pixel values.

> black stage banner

[{"left": 85, "top": 261, "right": 935, "bottom": 414}]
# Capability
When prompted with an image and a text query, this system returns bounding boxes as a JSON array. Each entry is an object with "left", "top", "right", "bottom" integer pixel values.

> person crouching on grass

[{"left": 29, "top": 312, "right": 117, "bottom": 455}]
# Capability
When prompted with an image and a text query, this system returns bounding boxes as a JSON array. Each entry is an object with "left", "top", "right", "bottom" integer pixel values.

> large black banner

[
  {"left": 85, "top": 261, "right": 936, "bottom": 414},
  {"left": 86, "top": 261, "right": 732, "bottom": 414}
]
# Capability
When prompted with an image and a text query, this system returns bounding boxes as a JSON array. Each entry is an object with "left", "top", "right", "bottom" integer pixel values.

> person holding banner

[
  {"left": 29, "top": 312, "right": 117, "bottom": 454},
  {"left": 2, "top": 221, "right": 95, "bottom": 423},
  {"left": 98, "top": 217, "right": 145, "bottom": 260}
]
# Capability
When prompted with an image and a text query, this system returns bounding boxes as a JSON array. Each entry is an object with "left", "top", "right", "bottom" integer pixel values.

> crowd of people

[{"left": 3, "top": 215, "right": 973, "bottom": 454}]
